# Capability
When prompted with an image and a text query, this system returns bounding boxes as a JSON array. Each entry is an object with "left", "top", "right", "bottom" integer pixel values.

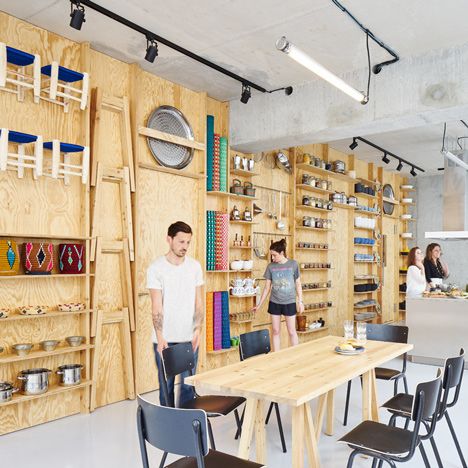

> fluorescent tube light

[
  {"left": 442, "top": 150, "right": 468, "bottom": 171},
  {"left": 276, "top": 36, "right": 368, "bottom": 104}
]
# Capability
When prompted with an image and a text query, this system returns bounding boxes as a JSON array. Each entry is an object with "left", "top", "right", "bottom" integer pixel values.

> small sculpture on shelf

[
  {"left": 231, "top": 205, "right": 241, "bottom": 221},
  {"left": 243, "top": 207, "right": 252, "bottom": 222}
]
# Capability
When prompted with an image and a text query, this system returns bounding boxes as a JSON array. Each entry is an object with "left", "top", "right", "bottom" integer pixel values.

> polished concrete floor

[{"left": 1, "top": 359, "right": 467, "bottom": 467}]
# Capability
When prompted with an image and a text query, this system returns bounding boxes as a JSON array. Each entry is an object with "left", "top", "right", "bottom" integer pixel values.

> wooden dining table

[{"left": 186, "top": 335, "right": 413, "bottom": 468}]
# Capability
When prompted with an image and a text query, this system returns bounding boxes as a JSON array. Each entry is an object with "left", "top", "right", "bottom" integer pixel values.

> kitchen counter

[{"left": 406, "top": 297, "right": 468, "bottom": 368}]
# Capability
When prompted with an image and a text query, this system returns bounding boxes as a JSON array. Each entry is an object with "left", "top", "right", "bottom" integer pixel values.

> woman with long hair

[
  {"left": 423, "top": 243, "right": 449, "bottom": 284},
  {"left": 406, "top": 246, "right": 427, "bottom": 298},
  {"left": 253, "top": 238, "right": 303, "bottom": 351}
]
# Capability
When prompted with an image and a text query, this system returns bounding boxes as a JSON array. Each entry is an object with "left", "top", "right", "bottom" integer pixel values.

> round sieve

[{"left": 146, "top": 105, "right": 194, "bottom": 169}]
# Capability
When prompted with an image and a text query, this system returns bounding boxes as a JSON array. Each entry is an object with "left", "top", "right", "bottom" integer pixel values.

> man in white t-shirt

[{"left": 147, "top": 221, "right": 204, "bottom": 407}]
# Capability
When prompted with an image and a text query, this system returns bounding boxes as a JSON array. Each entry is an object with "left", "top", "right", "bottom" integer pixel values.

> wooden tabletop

[{"left": 187, "top": 335, "right": 413, "bottom": 406}]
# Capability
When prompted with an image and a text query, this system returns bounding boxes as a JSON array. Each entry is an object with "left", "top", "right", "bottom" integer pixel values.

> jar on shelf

[
  {"left": 326, "top": 180, "right": 333, "bottom": 191},
  {"left": 302, "top": 195, "right": 310, "bottom": 206},
  {"left": 320, "top": 179, "right": 328, "bottom": 190},
  {"left": 314, "top": 157, "right": 321, "bottom": 167}
]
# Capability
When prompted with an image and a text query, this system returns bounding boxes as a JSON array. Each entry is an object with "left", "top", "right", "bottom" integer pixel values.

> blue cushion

[
  {"left": 43, "top": 142, "right": 84, "bottom": 153},
  {"left": 0, "top": 129, "right": 37, "bottom": 144},
  {"left": 41, "top": 64, "right": 84, "bottom": 83},
  {"left": 6, "top": 46, "right": 35, "bottom": 66}
]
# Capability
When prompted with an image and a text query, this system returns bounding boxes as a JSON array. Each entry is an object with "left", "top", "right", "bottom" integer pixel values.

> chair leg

[
  {"left": 235, "top": 406, "right": 245, "bottom": 440},
  {"left": 265, "top": 401, "right": 274, "bottom": 425},
  {"left": 343, "top": 380, "right": 352, "bottom": 426},
  {"left": 274, "top": 402, "right": 287, "bottom": 453},
  {"left": 377, "top": 460, "right": 384, "bottom": 468},
  {"left": 371, "top": 458, "right": 378, "bottom": 468},
  {"left": 393, "top": 378, "right": 399, "bottom": 396},
  {"left": 388, "top": 414, "right": 398, "bottom": 427},
  {"left": 233, "top": 408, "right": 243, "bottom": 441},
  {"left": 207, "top": 418, "right": 216, "bottom": 450},
  {"left": 159, "top": 452, "right": 168, "bottom": 468},
  {"left": 346, "top": 449, "right": 358, "bottom": 468},
  {"left": 445, "top": 411, "right": 467, "bottom": 468},
  {"left": 403, "top": 375, "right": 409, "bottom": 394},
  {"left": 419, "top": 442, "right": 431, "bottom": 468},
  {"left": 429, "top": 437, "right": 444, "bottom": 468}
]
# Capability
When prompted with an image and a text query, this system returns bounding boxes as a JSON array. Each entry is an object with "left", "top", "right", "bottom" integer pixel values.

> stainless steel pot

[
  {"left": 0, "top": 382, "right": 18, "bottom": 403},
  {"left": 56, "top": 364, "right": 83, "bottom": 386},
  {"left": 17, "top": 368, "right": 51, "bottom": 395}
]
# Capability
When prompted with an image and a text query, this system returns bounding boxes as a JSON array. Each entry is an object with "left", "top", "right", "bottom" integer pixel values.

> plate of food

[{"left": 335, "top": 339, "right": 365, "bottom": 355}]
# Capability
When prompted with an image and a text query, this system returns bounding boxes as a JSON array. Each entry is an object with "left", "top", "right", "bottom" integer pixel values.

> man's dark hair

[{"left": 168, "top": 221, "right": 192, "bottom": 238}]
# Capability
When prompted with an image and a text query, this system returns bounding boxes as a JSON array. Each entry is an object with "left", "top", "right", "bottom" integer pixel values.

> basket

[
  {"left": 0, "top": 239, "right": 20, "bottom": 276},
  {"left": 243, "top": 181, "right": 256, "bottom": 197},
  {"left": 23, "top": 242, "right": 53, "bottom": 275},
  {"left": 230, "top": 179, "right": 244, "bottom": 195},
  {"left": 59, "top": 243, "right": 85, "bottom": 274}
]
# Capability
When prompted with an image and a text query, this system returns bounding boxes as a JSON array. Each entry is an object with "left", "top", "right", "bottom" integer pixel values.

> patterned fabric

[
  {"left": 206, "top": 115, "right": 214, "bottom": 191},
  {"left": 23, "top": 242, "right": 53, "bottom": 275},
  {"left": 59, "top": 243, "right": 85, "bottom": 274},
  {"left": 0, "top": 239, "right": 20, "bottom": 275},
  {"left": 221, "top": 291, "right": 231, "bottom": 349}
]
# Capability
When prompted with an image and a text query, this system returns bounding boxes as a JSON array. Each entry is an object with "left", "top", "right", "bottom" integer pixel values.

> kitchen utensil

[
  {"left": 0, "top": 382, "right": 18, "bottom": 403},
  {"left": 253, "top": 203, "right": 263, "bottom": 216},
  {"left": 382, "top": 184, "right": 396, "bottom": 215},
  {"left": 40, "top": 340, "right": 60, "bottom": 352},
  {"left": 343, "top": 320, "right": 354, "bottom": 340},
  {"left": 248, "top": 159, "right": 255, "bottom": 171},
  {"left": 230, "top": 179, "right": 244, "bottom": 195},
  {"left": 401, "top": 184, "right": 414, "bottom": 189},
  {"left": 242, "top": 260, "right": 253, "bottom": 270},
  {"left": 243, "top": 207, "right": 252, "bottom": 221},
  {"left": 230, "top": 260, "right": 244, "bottom": 271},
  {"left": 402, "top": 198, "right": 413, "bottom": 203},
  {"left": 146, "top": 105, "right": 194, "bottom": 169},
  {"left": 65, "top": 336, "right": 85, "bottom": 347},
  {"left": 243, "top": 181, "right": 256, "bottom": 197},
  {"left": 276, "top": 192, "right": 286, "bottom": 231},
  {"left": 276, "top": 151, "right": 292, "bottom": 173},
  {"left": 333, "top": 160, "right": 346, "bottom": 173},
  {"left": 56, "top": 364, "right": 83, "bottom": 386},
  {"left": 401, "top": 232, "right": 413, "bottom": 238},
  {"left": 12, "top": 343, "right": 33, "bottom": 356},
  {"left": 334, "top": 346, "right": 365, "bottom": 355},
  {"left": 17, "top": 368, "right": 51, "bottom": 395},
  {"left": 242, "top": 157, "right": 249, "bottom": 171},
  {"left": 253, "top": 234, "right": 266, "bottom": 259},
  {"left": 233, "top": 154, "right": 241, "bottom": 169},
  {"left": 401, "top": 214, "right": 412, "bottom": 219}
]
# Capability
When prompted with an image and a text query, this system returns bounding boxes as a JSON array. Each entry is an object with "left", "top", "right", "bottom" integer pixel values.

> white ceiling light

[
  {"left": 276, "top": 36, "right": 368, "bottom": 104},
  {"left": 441, "top": 149, "right": 468, "bottom": 171}
]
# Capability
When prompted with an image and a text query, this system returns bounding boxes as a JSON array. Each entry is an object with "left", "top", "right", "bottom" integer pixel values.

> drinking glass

[
  {"left": 356, "top": 321, "right": 367, "bottom": 344},
  {"left": 343, "top": 320, "right": 354, "bottom": 340}
]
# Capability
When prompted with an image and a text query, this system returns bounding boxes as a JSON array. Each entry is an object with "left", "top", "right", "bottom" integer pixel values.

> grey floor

[{"left": 1, "top": 359, "right": 467, "bottom": 467}]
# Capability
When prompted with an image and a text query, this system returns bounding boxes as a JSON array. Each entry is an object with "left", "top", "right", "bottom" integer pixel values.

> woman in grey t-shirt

[{"left": 253, "top": 239, "right": 303, "bottom": 351}]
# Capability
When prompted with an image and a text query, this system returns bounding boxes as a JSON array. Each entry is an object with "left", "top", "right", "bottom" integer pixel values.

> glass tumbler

[
  {"left": 356, "top": 321, "right": 367, "bottom": 344},
  {"left": 344, "top": 320, "right": 354, "bottom": 340}
]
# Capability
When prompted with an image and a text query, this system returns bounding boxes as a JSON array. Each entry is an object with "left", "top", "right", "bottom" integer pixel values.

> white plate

[{"left": 334, "top": 346, "right": 365, "bottom": 355}]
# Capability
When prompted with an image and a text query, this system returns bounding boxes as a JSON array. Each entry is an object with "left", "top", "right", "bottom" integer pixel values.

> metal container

[
  {"left": 56, "top": 364, "right": 83, "bottom": 386},
  {"left": 40, "top": 340, "right": 60, "bottom": 352},
  {"left": 17, "top": 368, "right": 51, "bottom": 395},
  {"left": 0, "top": 382, "right": 18, "bottom": 403},
  {"left": 333, "top": 160, "right": 346, "bottom": 173}
]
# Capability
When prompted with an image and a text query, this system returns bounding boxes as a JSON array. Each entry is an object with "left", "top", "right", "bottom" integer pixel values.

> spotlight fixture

[
  {"left": 145, "top": 37, "right": 158, "bottom": 63},
  {"left": 382, "top": 152, "right": 390, "bottom": 164},
  {"left": 70, "top": 2, "right": 86, "bottom": 30},
  {"left": 349, "top": 139, "right": 358, "bottom": 150},
  {"left": 410, "top": 166, "right": 417, "bottom": 177},
  {"left": 396, "top": 160, "right": 403, "bottom": 171},
  {"left": 240, "top": 84, "right": 251, "bottom": 104}
]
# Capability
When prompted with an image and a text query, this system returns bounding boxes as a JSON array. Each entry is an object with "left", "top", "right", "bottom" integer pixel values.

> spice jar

[{"left": 320, "top": 179, "right": 328, "bottom": 190}]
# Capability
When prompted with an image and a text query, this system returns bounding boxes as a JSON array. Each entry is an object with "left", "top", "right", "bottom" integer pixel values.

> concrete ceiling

[{"left": 2, "top": 0, "right": 468, "bottom": 101}]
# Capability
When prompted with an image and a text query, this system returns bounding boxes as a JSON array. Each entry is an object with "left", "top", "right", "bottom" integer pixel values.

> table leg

[
  {"left": 362, "top": 370, "right": 372, "bottom": 421},
  {"left": 325, "top": 388, "right": 335, "bottom": 436},
  {"left": 292, "top": 405, "right": 305, "bottom": 468},
  {"left": 238, "top": 398, "right": 258, "bottom": 460},
  {"left": 304, "top": 403, "right": 321, "bottom": 468},
  {"left": 254, "top": 400, "right": 266, "bottom": 464},
  {"left": 314, "top": 394, "right": 327, "bottom": 440},
  {"left": 370, "top": 368, "right": 380, "bottom": 422}
]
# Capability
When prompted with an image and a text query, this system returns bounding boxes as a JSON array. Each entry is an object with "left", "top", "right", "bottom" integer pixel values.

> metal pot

[
  {"left": 0, "top": 382, "right": 18, "bottom": 403},
  {"left": 17, "top": 368, "right": 51, "bottom": 395},
  {"left": 56, "top": 364, "right": 83, "bottom": 386},
  {"left": 333, "top": 160, "right": 346, "bottom": 173}
]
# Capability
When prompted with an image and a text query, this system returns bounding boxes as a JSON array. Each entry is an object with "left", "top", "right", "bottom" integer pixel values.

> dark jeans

[{"left": 153, "top": 342, "right": 198, "bottom": 407}]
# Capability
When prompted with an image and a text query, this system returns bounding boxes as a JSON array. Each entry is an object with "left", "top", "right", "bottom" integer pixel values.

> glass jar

[{"left": 321, "top": 179, "right": 328, "bottom": 190}]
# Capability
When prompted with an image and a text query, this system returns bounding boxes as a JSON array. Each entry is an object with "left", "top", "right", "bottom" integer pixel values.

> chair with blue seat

[
  {"left": 42, "top": 140, "right": 89, "bottom": 185},
  {"left": 0, "top": 43, "right": 40, "bottom": 102},
  {"left": 41, "top": 61, "right": 89, "bottom": 111},
  {"left": 0, "top": 129, "right": 43, "bottom": 179}
]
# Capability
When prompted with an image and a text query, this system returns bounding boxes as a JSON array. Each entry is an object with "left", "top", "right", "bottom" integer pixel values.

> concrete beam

[{"left": 229, "top": 42, "right": 468, "bottom": 152}]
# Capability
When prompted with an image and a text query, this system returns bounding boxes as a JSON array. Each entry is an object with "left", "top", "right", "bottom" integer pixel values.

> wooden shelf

[
  {"left": 0, "top": 344, "right": 92, "bottom": 365},
  {"left": 335, "top": 203, "right": 356, "bottom": 211},
  {"left": 296, "top": 247, "right": 334, "bottom": 251},
  {"left": 230, "top": 167, "right": 259, "bottom": 177},
  {"left": 139, "top": 162, "right": 205, "bottom": 180},
  {"left": 0, "top": 233, "right": 90, "bottom": 241},
  {"left": 230, "top": 318, "right": 254, "bottom": 324},
  {"left": 230, "top": 220, "right": 256, "bottom": 225},
  {"left": 207, "top": 347, "right": 238, "bottom": 355},
  {"left": 0, "top": 380, "right": 92, "bottom": 408},
  {"left": 354, "top": 291, "right": 377, "bottom": 295},
  {"left": 354, "top": 304, "right": 377, "bottom": 309},
  {"left": 303, "top": 307, "right": 331, "bottom": 313},
  {"left": 207, "top": 190, "right": 229, "bottom": 197},
  {"left": 354, "top": 243, "right": 375, "bottom": 248},
  {"left": 206, "top": 270, "right": 229, "bottom": 273},
  {"left": 401, "top": 218, "right": 417, "bottom": 222},
  {"left": 296, "top": 204, "right": 334, "bottom": 213},
  {"left": 296, "top": 163, "right": 356, "bottom": 182},
  {"left": 296, "top": 184, "right": 334, "bottom": 195},
  {"left": 400, "top": 187, "right": 416, "bottom": 192},
  {"left": 302, "top": 288, "right": 331, "bottom": 292},
  {"left": 228, "top": 269, "right": 253, "bottom": 273},
  {"left": 230, "top": 246, "right": 253, "bottom": 249},
  {"left": 229, "top": 294, "right": 257, "bottom": 299},
  {"left": 229, "top": 193, "right": 257, "bottom": 201},
  {"left": 400, "top": 202, "right": 416, "bottom": 206},
  {"left": 296, "top": 226, "right": 333, "bottom": 232},
  {"left": 355, "top": 209, "right": 380, "bottom": 217},
  {"left": 354, "top": 226, "right": 375, "bottom": 231},
  {"left": 382, "top": 197, "right": 399, "bottom": 205},
  {"left": 354, "top": 192, "right": 376, "bottom": 199},
  {"left": 297, "top": 326, "right": 329, "bottom": 335},
  {"left": 300, "top": 268, "right": 333, "bottom": 271},
  {"left": 0, "top": 309, "right": 91, "bottom": 322},
  {"left": 357, "top": 177, "right": 381, "bottom": 187},
  {"left": 354, "top": 276, "right": 379, "bottom": 281},
  {"left": 0, "top": 273, "right": 93, "bottom": 280}
]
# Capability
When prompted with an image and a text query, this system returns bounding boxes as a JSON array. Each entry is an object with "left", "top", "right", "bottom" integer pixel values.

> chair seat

[
  {"left": 339, "top": 420, "right": 415, "bottom": 457},
  {"left": 166, "top": 449, "right": 263, "bottom": 468},
  {"left": 375, "top": 367, "right": 403, "bottom": 380},
  {"left": 181, "top": 395, "right": 245, "bottom": 416},
  {"left": 381, "top": 393, "right": 414, "bottom": 416},
  {"left": 41, "top": 64, "right": 84, "bottom": 82}
]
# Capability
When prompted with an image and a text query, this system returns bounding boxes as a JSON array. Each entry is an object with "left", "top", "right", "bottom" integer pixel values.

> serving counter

[{"left": 406, "top": 297, "right": 468, "bottom": 368}]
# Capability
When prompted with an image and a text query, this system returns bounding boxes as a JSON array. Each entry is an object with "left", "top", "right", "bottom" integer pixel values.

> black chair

[
  {"left": 161, "top": 343, "right": 245, "bottom": 452},
  {"left": 339, "top": 371, "right": 443, "bottom": 468},
  {"left": 343, "top": 324, "right": 409, "bottom": 426},
  {"left": 234, "top": 329, "right": 287, "bottom": 453},
  {"left": 137, "top": 395, "right": 264, "bottom": 468},
  {"left": 381, "top": 349, "right": 466, "bottom": 468}
]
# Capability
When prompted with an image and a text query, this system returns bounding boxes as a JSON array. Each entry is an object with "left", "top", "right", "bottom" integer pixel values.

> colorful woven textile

[
  {"left": 0, "top": 239, "right": 20, "bottom": 276},
  {"left": 206, "top": 211, "right": 216, "bottom": 271},
  {"left": 213, "top": 134, "right": 220, "bottom": 191},
  {"left": 59, "top": 243, "right": 85, "bottom": 274},
  {"left": 219, "top": 137, "right": 228, "bottom": 192},
  {"left": 206, "top": 115, "right": 214, "bottom": 191},
  {"left": 205, "top": 292, "right": 214, "bottom": 352},
  {"left": 213, "top": 292, "right": 222, "bottom": 350},
  {"left": 221, "top": 291, "right": 231, "bottom": 349},
  {"left": 23, "top": 242, "right": 53, "bottom": 275}
]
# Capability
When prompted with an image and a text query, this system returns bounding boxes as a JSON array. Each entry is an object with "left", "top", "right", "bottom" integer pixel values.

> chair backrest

[
  {"left": 366, "top": 323, "right": 408, "bottom": 344},
  {"left": 443, "top": 348, "right": 465, "bottom": 409},
  {"left": 411, "top": 370, "right": 442, "bottom": 423},
  {"left": 137, "top": 395, "right": 208, "bottom": 468},
  {"left": 239, "top": 329, "right": 271, "bottom": 361},
  {"left": 162, "top": 342, "right": 195, "bottom": 378}
]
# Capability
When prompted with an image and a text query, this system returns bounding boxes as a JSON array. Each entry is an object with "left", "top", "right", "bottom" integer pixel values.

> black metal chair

[
  {"left": 343, "top": 323, "right": 409, "bottom": 426},
  {"left": 137, "top": 395, "right": 264, "bottom": 468},
  {"left": 381, "top": 348, "right": 466, "bottom": 468},
  {"left": 161, "top": 343, "right": 245, "bottom": 452},
  {"left": 339, "top": 371, "right": 443, "bottom": 468},
  {"left": 234, "top": 329, "right": 287, "bottom": 453}
]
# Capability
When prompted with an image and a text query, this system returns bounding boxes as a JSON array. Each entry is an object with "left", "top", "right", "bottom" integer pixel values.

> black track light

[
  {"left": 240, "top": 84, "right": 251, "bottom": 104},
  {"left": 396, "top": 160, "right": 403, "bottom": 171},
  {"left": 410, "top": 167, "right": 417, "bottom": 177},
  {"left": 70, "top": 2, "right": 86, "bottom": 30},
  {"left": 145, "top": 37, "right": 158, "bottom": 63},
  {"left": 382, "top": 152, "right": 390, "bottom": 164},
  {"left": 349, "top": 139, "right": 358, "bottom": 150},
  {"left": 284, "top": 86, "right": 293, "bottom": 96}
]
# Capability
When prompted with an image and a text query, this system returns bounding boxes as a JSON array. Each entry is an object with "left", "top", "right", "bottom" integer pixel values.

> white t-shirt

[
  {"left": 406, "top": 265, "right": 427, "bottom": 298},
  {"left": 146, "top": 256, "right": 204, "bottom": 343}
]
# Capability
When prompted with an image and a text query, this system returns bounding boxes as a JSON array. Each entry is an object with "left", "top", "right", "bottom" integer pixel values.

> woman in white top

[{"left": 406, "top": 246, "right": 428, "bottom": 298}]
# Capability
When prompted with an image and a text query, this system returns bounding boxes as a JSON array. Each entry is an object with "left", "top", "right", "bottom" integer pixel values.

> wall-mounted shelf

[
  {"left": 0, "top": 233, "right": 90, "bottom": 241},
  {"left": 355, "top": 210, "right": 380, "bottom": 217},
  {"left": 296, "top": 226, "right": 333, "bottom": 232},
  {"left": 335, "top": 203, "right": 356, "bottom": 211},
  {"left": 300, "top": 267, "right": 333, "bottom": 271},
  {"left": 382, "top": 197, "right": 399, "bottom": 205},
  {"left": 297, "top": 326, "right": 329, "bottom": 335},
  {"left": 354, "top": 243, "right": 375, "bottom": 248},
  {"left": 296, "top": 247, "right": 334, "bottom": 251},
  {"left": 303, "top": 307, "right": 332, "bottom": 313},
  {"left": 230, "top": 167, "right": 259, "bottom": 177},
  {"left": 229, "top": 193, "right": 257, "bottom": 201},
  {"left": 0, "top": 309, "right": 91, "bottom": 322},
  {"left": 0, "top": 344, "right": 92, "bottom": 365},
  {"left": 296, "top": 184, "right": 334, "bottom": 195},
  {"left": 302, "top": 287, "right": 332, "bottom": 292},
  {"left": 229, "top": 294, "right": 257, "bottom": 299},
  {"left": 354, "top": 192, "right": 376, "bottom": 200},
  {"left": 230, "top": 246, "right": 254, "bottom": 249},
  {"left": 230, "top": 220, "right": 256, "bottom": 225},
  {"left": 296, "top": 163, "right": 356, "bottom": 182},
  {"left": 354, "top": 291, "right": 377, "bottom": 295},
  {"left": 207, "top": 347, "right": 238, "bottom": 355},
  {"left": 0, "top": 273, "right": 93, "bottom": 280},
  {"left": 296, "top": 204, "right": 334, "bottom": 213},
  {"left": 206, "top": 270, "right": 229, "bottom": 274},
  {"left": 354, "top": 226, "right": 375, "bottom": 231},
  {"left": 357, "top": 177, "right": 381, "bottom": 187}
]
